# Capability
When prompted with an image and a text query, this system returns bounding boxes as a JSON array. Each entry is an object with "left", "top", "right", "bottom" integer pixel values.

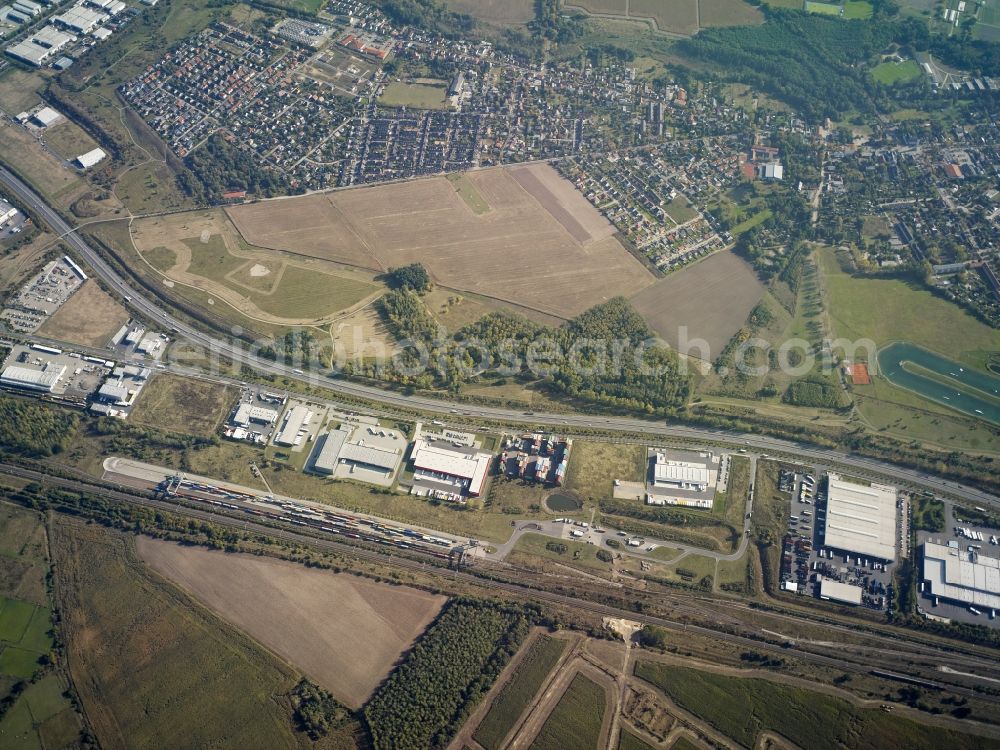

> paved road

[{"left": 2, "top": 165, "right": 998, "bottom": 509}]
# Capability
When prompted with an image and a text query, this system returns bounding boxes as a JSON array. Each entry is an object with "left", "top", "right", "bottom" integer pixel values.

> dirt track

[{"left": 136, "top": 538, "right": 446, "bottom": 708}]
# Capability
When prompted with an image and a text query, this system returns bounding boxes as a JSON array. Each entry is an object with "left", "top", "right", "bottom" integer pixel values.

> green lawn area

[
  {"left": 379, "top": 81, "right": 450, "bottom": 110},
  {"left": 509, "top": 533, "right": 614, "bottom": 574},
  {"left": 474, "top": 635, "right": 567, "bottom": 750},
  {"left": 447, "top": 173, "right": 490, "bottom": 215},
  {"left": 634, "top": 662, "right": 991, "bottom": 750},
  {"left": 530, "top": 673, "right": 606, "bottom": 750},
  {"left": 250, "top": 265, "right": 378, "bottom": 319},
  {"left": 664, "top": 196, "right": 698, "bottom": 224},
  {"left": 872, "top": 60, "right": 922, "bottom": 84},
  {"left": 844, "top": 0, "right": 874, "bottom": 17},
  {"left": 819, "top": 247, "right": 1000, "bottom": 369},
  {"left": 0, "top": 598, "right": 35, "bottom": 642},
  {"left": 731, "top": 209, "right": 772, "bottom": 236}
]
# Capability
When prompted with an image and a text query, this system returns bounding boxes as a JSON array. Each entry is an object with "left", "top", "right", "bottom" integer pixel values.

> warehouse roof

[
  {"left": 32, "top": 106, "right": 61, "bottom": 127},
  {"left": 0, "top": 364, "right": 65, "bottom": 391},
  {"left": 923, "top": 541, "right": 1000, "bottom": 610},
  {"left": 412, "top": 438, "right": 492, "bottom": 495},
  {"left": 311, "top": 429, "right": 347, "bottom": 474},
  {"left": 75, "top": 147, "right": 107, "bottom": 169},
  {"left": 819, "top": 578, "right": 863, "bottom": 605},
  {"left": 339, "top": 442, "right": 399, "bottom": 472},
  {"left": 273, "top": 404, "right": 312, "bottom": 446},
  {"left": 822, "top": 475, "right": 898, "bottom": 561}
]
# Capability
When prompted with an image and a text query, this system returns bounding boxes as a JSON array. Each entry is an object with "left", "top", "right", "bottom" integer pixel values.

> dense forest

[
  {"left": 0, "top": 396, "right": 79, "bottom": 457},
  {"left": 370, "top": 295, "right": 690, "bottom": 412},
  {"left": 363, "top": 599, "right": 536, "bottom": 750}
]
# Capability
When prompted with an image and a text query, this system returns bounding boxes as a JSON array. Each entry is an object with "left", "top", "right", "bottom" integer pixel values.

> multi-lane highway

[{"left": 1, "top": 165, "right": 997, "bottom": 508}]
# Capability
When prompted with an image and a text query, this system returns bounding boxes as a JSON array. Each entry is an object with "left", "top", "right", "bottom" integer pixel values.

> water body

[{"left": 877, "top": 342, "right": 1000, "bottom": 426}]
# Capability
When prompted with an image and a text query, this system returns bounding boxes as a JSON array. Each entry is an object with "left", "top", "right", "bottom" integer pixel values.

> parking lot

[{"left": 779, "top": 469, "right": 895, "bottom": 612}]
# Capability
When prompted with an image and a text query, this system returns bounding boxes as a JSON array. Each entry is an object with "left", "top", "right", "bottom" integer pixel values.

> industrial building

[
  {"left": 0, "top": 199, "right": 17, "bottom": 228},
  {"left": 410, "top": 438, "right": 493, "bottom": 501},
  {"left": 819, "top": 578, "right": 863, "bottom": 606},
  {"left": 31, "top": 106, "right": 61, "bottom": 127},
  {"left": 53, "top": 3, "right": 107, "bottom": 33},
  {"left": 822, "top": 474, "right": 898, "bottom": 561},
  {"left": 232, "top": 403, "right": 279, "bottom": 427},
  {"left": 644, "top": 448, "right": 719, "bottom": 509},
  {"left": 6, "top": 26, "right": 75, "bottom": 66},
  {"left": 75, "top": 147, "right": 107, "bottom": 169},
  {"left": 273, "top": 404, "right": 313, "bottom": 447},
  {"left": 923, "top": 541, "right": 1000, "bottom": 612},
  {"left": 0, "top": 362, "right": 66, "bottom": 393},
  {"left": 309, "top": 427, "right": 402, "bottom": 480}
]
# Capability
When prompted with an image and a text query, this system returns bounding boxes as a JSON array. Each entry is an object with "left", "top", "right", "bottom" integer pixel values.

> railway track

[{"left": 5, "top": 462, "right": 1000, "bottom": 704}]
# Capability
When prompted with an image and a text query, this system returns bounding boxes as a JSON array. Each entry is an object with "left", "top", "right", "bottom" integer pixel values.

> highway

[{"left": 1, "top": 165, "right": 997, "bottom": 508}]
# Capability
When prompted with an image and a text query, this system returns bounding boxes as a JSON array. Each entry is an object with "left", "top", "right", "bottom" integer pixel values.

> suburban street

[{"left": 2, "top": 165, "right": 997, "bottom": 509}]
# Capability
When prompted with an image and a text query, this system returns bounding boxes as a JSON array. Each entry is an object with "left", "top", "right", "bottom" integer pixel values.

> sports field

[
  {"left": 138, "top": 537, "right": 446, "bottom": 708},
  {"left": 442, "top": 0, "right": 535, "bottom": 24},
  {"left": 227, "top": 165, "right": 655, "bottom": 319},
  {"left": 629, "top": 250, "right": 766, "bottom": 358},
  {"left": 131, "top": 210, "right": 383, "bottom": 325},
  {"left": 38, "top": 280, "right": 129, "bottom": 348},
  {"left": 872, "top": 60, "right": 922, "bottom": 84}
]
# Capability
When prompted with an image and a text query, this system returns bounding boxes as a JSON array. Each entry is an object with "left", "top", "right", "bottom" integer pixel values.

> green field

[
  {"left": 447, "top": 173, "right": 490, "bottom": 215},
  {"left": 619, "top": 730, "right": 657, "bottom": 750},
  {"left": 634, "top": 662, "right": 991, "bottom": 750},
  {"left": 664, "top": 196, "right": 698, "bottom": 224},
  {"left": 474, "top": 635, "right": 568, "bottom": 750},
  {"left": 819, "top": 248, "right": 999, "bottom": 369},
  {"left": 50, "top": 517, "right": 347, "bottom": 749},
  {"left": 564, "top": 442, "right": 645, "bottom": 501},
  {"left": 844, "top": 0, "right": 874, "bottom": 17},
  {"left": 130, "top": 373, "right": 235, "bottom": 438},
  {"left": 379, "top": 81, "right": 450, "bottom": 110},
  {"left": 530, "top": 673, "right": 606, "bottom": 750},
  {"left": 731, "top": 209, "right": 772, "bottom": 236},
  {"left": 872, "top": 60, "right": 922, "bottom": 84},
  {"left": 805, "top": 0, "right": 842, "bottom": 14}
]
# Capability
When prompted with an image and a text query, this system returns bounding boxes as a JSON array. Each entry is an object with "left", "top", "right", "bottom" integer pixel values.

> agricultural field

[
  {"left": 442, "top": 0, "right": 535, "bottom": 25},
  {"left": 629, "top": 0, "right": 699, "bottom": 34},
  {"left": 131, "top": 210, "right": 383, "bottom": 326},
  {"left": 530, "top": 673, "right": 607, "bottom": 750},
  {"left": 473, "top": 634, "right": 569, "bottom": 750},
  {"left": 129, "top": 374, "right": 234, "bottom": 438},
  {"left": 227, "top": 165, "right": 655, "bottom": 320},
  {"left": 137, "top": 538, "right": 445, "bottom": 708},
  {"left": 379, "top": 81, "right": 449, "bottom": 110},
  {"left": 633, "top": 662, "right": 994, "bottom": 750},
  {"left": 37, "top": 279, "right": 129, "bottom": 348},
  {"left": 0, "top": 68, "right": 45, "bottom": 115},
  {"left": 51, "top": 518, "right": 360, "bottom": 749},
  {"left": 699, "top": 0, "right": 765, "bottom": 25},
  {"left": 0, "top": 502, "right": 83, "bottom": 750},
  {"left": 629, "top": 250, "right": 766, "bottom": 358}
]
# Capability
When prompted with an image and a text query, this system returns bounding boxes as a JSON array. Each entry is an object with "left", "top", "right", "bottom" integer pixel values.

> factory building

[
  {"left": 6, "top": 26, "right": 75, "bottom": 66},
  {"left": 644, "top": 449, "right": 719, "bottom": 509},
  {"left": 309, "top": 429, "right": 400, "bottom": 477},
  {"left": 75, "top": 147, "right": 107, "bottom": 169},
  {"left": 822, "top": 474, "right": 898, "bottom": 561},
  {"left": 31, "top": 107, "right": 61, "bottom": 128},
  {"left": 410, "top": 438, "right": 493, "bottom": 500},
  {"left": 0, "top": 199, "right": 17, "bottom": 228},
  {"left": 819, "top": 578, "right": 863, "bottom": 606},
  {"left": 923, "top": 541, "right": 1000, "bottom": 612},
  {"left": 0, "top": 363, "right": 66, "bottom": 392},
  {"left": 52, "top": 3, "right": 107, "bottom": 34},
  {"left": 232, "top": 403, "right": 279, "bottom": 427},
  {"left": 273, "top": 404, "right": 313, "bottom": 447}
]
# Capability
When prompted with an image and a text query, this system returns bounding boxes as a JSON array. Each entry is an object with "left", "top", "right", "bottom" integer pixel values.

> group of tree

[
  {"left": 371, "top": 295, "right": 690, "bottom": 413},
  {"left": 0, "top": 396, "right": 79, "bottom": 458},
  {"left": 384, "top": 263, "right": 432, "bottom": 292},
  {"left": 783, "top": 374, "right": 850, "bottom": 409},
  {"left": 363, "top": 598, "right": 536, "bottom": 749},
  {"left": 290, "top": 680, "right": 351, "bottom": 741}
]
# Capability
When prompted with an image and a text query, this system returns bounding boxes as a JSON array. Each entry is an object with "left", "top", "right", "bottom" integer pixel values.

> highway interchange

[{"left": 2, "top": 164, "right": 996, "bottom": 510}]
